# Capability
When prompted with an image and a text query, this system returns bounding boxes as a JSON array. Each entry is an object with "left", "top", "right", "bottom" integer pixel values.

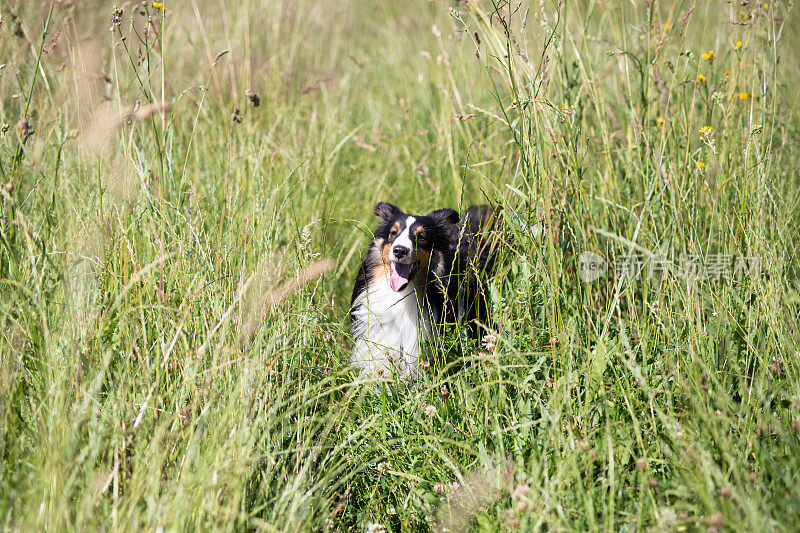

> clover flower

[{"left": 482, "top": 333, "right": 497, "bottom": 351}]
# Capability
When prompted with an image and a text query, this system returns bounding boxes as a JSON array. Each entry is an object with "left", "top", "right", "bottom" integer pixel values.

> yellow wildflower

[
  {"left": 656, "top": 116, "right": 665, "bottom": 128},
  {"left": 152, "top": 2, "right": 166, "bottom": 10},
  {"left": 697, "top": 162, "right": 706, "bottom": 169},
  {"left": 735, "top": 41, "right": 743, "bottom": 49},
  {"left": 696, "top": 73, "right": 706, "bottom": 84},
  {"left": 663, "top": 23, "right": 672, "bottom": 31},
  {"left": 701, "top": 50, "right": 715, "bottom": 61},
  {"left": 699, "top": 125, "right": 713, "bottom": 134},
  {"left": 724, "top": 70, "right": 731, "bottom": 77},
  {"left": 737, "top": 92, "right": 756, "bottom": 100}
]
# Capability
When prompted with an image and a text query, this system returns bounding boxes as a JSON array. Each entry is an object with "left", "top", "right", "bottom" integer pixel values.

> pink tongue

[{"left": 389, "top": 262, "right": 412, "bottom": 292}]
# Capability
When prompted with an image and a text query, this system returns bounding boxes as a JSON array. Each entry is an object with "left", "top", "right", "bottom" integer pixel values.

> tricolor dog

[{"left": 350, "top": 202, "right": 499, "bottom": 380}]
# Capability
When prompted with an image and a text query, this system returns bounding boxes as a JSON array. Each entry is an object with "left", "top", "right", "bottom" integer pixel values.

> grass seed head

[
  {"left": 245, "top": 89, "right": 260, "bottom": 107},
  {"left": 15, "top": 117, "right": 29, "bottom": 137}
]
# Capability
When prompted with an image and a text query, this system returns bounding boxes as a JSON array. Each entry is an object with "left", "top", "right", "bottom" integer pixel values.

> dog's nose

[{"left": 392, "top": 245, "right": 409, "bottom": 259}]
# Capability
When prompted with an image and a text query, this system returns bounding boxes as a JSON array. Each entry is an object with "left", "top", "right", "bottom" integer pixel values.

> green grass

[{"left": 2, "top": 0, "right": 800, "bottom": 530}]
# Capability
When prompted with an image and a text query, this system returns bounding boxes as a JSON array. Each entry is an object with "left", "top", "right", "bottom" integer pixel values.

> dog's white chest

[{"left": 351, "top": 278, "right": 436, "bottom": 379}]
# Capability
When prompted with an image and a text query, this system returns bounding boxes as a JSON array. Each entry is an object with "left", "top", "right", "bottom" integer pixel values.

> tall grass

[{"left": 1, "top": 0, "right": 799, "bottom": 530}]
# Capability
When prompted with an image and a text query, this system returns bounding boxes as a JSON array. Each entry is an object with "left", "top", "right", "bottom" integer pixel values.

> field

[{"left": 2, "top": 0, "right": 800, "bottom": 530}]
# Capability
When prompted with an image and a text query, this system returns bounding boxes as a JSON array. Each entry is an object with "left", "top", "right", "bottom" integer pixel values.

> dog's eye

[{"left": 389, "top": 228, "right": 398, "bottom": 237}]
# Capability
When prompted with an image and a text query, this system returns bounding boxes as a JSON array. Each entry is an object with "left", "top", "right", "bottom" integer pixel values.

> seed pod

[{"left": 245, "top": 89, "right": 260, "bottom": 107}]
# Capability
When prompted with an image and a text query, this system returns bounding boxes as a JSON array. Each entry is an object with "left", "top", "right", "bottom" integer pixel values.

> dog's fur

[{"left": 350, "top": 202, "right": 499, "bottom": 380}]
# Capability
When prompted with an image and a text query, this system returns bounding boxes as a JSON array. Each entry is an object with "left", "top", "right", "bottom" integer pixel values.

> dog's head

[{"left": 372, "top": 201, "right": 459, "bottom": 292}]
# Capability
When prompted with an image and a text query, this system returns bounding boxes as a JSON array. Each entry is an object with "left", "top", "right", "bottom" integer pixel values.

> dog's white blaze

[
  {"left": 389, "top": 216, "right": 416, "bottom": 262},
  {"left": 351, "top": 271, "right": 437, "bottom": 380}
]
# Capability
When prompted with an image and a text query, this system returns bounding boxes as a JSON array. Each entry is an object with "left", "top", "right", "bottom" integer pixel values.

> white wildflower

[
  {"left": 792, "top": 394, "right": 800, "bottom": 410},
  {"left": 482, "top": 333, "right": 497, "bottom": 351},
  {"left": 367, "top": 523, "right": 386, "bottom": 533}
]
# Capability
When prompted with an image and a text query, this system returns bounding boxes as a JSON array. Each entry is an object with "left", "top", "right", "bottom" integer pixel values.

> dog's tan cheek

[{"left": 370, "top": 240, "right": 391, "bottom": 284}]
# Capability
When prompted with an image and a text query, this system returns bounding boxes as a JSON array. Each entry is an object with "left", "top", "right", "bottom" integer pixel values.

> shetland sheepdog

[{"left": 350, "top": 202, "right": 500, "bottom": 380}]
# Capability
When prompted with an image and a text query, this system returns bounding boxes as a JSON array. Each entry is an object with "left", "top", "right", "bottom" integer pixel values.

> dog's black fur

[{"left": 457, "top": 204, "right": 502, "bottom": 338}]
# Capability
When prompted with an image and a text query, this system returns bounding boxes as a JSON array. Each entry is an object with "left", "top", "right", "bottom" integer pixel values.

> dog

[{"left": 350, "top": 202, "right": 500, "bottom": 380}]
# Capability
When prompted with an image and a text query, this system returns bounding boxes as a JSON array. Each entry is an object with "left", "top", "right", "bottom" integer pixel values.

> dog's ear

[
  {"left": 374, "top": 202, "right": 402, "bottom": 220},
  {"left": 428, "top": 208, "right": 459, "bottom": 225}
]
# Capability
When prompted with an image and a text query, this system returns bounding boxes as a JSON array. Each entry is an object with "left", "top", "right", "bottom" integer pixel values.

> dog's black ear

[
  {"left": 428, "top": 208, "right": 459, "bottom": 225},
  {"left": 374, "top": 202, "right": 402, "bottom": 220}
]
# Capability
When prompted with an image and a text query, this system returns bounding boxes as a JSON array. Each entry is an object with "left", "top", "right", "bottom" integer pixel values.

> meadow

[{"left": 2, "top": 0, "right": 800, "bottom": 530}]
